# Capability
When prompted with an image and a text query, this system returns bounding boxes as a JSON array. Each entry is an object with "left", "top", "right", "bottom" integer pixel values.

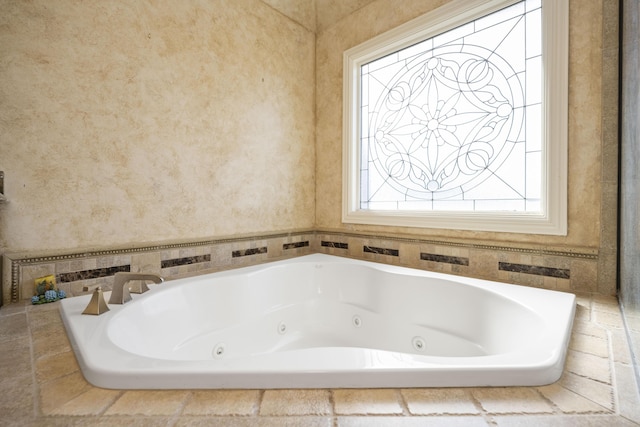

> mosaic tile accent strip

[
  {"left": 315, "top": 229, "right": 598, "bottom": 259},
  {"left": 499, "top": 262, "right": 570, "bottom": 279},
  {"left": 363, "top": 246, "right": 399, "bottom": 256},
  {"left": 232, "top": 247, "right": 268, "bottom": 258},
  {"left": 283, "top": 241, "right": 309, "bottom": 250},
  {"left": 321, "top": 240, "right": 349, "bottom": 249},
  {"left": 420, "top": 253, "right": 469, "bottom": 266},
  {"left": 57, "top": 265, "right": 131, "bottom": 283},
  {"left": 161, "top": 254, "right": 211, "bottom": 269}
]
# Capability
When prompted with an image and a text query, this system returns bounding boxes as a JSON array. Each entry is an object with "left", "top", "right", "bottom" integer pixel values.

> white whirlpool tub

[{"left": 60, "top": 254, "right": 576, "bottom": 389}]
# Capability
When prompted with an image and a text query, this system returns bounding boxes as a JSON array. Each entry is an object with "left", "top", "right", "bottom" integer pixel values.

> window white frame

[{"left": 342, "top": 0, "right": 568, "bottom": 235}]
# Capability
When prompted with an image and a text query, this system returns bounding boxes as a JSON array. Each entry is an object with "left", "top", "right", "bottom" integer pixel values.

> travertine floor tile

[
  {"left": 614, "top": 363, "right": 640, "bottom": 425},
  {"left": 0, "top": 381, "right": 34, "bottom": 422},
  {"left": 336, "top": 416, "right": 489, "bottom": 426},
  {"left": 104, "top": 390, "right": 190, "bottom": 416},
  {"left": 333, "top": 389, "right": 403, "bottom": 415},
  {"left": 35, "top": 350, "right": 80, "bottom": 383},
  {"left": 592, "top": 295, "right": 619, "bottom": 312},
  {"left": 569, "top": 332, "right": 609, "bottom": 358},
  {"left": 37, "top": 416, "right": 176, "bottom": 426},
  {"left": 0, "top": 336, "right": 32, "bottom": 384},
  {"left": 610, "top": 329, "right": 632, "bottom": 364},
  {"left": 572, "top": 320, "right": 608, "bottom": 339},
  {"left": 39, "top": 372, "right": 93, "bottom": 415},
  {"left": 536, "top": 383, "right": 610, "bottom": 413},
  {"left": 0, "top": 313, "right": 28, "bottom": 341},
  {"left": 471, "top": 387, "right": 553, "bottom": 414},
  {"left": 28, "top": 307, "right": 63, "bottom": 329},
  {"left": 558, "top": 372, "right": 614, "bottom": 410},
  {"left": 49, "top": 387, "right": 122, "bottom": 416},
  {"left": 175, "top": 417, "right": 332, "bottom": 427},
  {"left": 260, "top": 389, "right": 331, "bottom": 415},
  {"left": 565, "top": 350, "right": 611, "bottom": 384},
  {"left": 0, "top": 302, "right": 27, "bottom": 317},
  {"left": 31, "top": 331, "right": 72, "bottom": 360},
  {"left": 493, "top": 414, "right": 639, "bottom": 426},
  {"left": 401, "top": 388, "right": 480, "bottom": 415},
  {"left": 594, "top": 310, "right": 624, "bottom": 329},
  {"left": 182, "top": 390, "right": 260, "bottom": 416}
]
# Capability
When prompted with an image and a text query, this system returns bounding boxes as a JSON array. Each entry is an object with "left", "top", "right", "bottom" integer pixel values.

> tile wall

[{"left": 2, "top": 230, "right": 603, "bottom": 305}]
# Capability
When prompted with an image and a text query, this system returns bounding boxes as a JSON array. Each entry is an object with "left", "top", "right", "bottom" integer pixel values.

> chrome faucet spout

[{"left": 108, "top": 272, "right": 164, "bottom": 305}]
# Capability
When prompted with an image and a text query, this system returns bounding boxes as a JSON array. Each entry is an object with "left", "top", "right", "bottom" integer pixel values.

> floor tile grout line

[
  {"left": 607, "top": 328, "right": 621, "bottom": 416},
  {"left": 395, "top": 388, "right": 410, "bottom": 416},
  {"left": 26, "top": 307, "right": 41, "bottom": 420}
]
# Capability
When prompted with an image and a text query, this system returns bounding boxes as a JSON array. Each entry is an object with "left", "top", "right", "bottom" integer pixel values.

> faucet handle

[{"left": 82, "top": 286, "right": 110, "bottom": 315}]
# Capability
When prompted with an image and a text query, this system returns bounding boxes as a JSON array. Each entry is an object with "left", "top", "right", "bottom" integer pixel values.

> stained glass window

[
  {"left": 360, "top": 0, "right": 539, "bottom": 212},
  {"left": 343, "top": 0, "right": 567, "bottom": 235}
]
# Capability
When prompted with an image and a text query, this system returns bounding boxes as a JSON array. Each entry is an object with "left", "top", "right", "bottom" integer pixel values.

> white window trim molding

[{"left": 342, "top": 0, "right": 568, "bottom": 235}]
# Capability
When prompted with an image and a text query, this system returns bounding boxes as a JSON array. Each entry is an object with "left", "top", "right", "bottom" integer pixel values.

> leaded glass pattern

[{"left": 360, "top": 0, "right": 541, "bottom": 212}]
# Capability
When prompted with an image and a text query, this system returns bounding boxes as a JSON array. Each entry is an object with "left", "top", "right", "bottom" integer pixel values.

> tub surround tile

[{"left": 4, "top": 230, "right": 607, "bottom": 303}]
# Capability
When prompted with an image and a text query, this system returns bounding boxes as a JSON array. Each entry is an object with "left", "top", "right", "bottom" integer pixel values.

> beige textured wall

[
  {"left": 315, "top": 0, "right": 610, "bottom": 252},
  {"left": 0, "top": 0, "right": 315, "bottom": 253}
]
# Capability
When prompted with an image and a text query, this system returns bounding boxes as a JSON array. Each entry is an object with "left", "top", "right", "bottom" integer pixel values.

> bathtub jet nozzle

[
  {"left": 108, "top": 272, "right": 165, "bottom": 305},
  {"left": 82, "top": 286, "right": 110, "bottom": 315}
]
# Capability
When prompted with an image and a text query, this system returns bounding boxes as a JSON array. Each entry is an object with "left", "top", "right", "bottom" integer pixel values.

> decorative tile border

[
  {"left": 321, "top": 240, "right": 348, "bottom": 249},
  {"left": 420, "top": 253, "right": 469, "bottom": 266},
  {"left": 161, "top": 255, "right": 211, "bottom": 269},
  {"left": 232, "top": 247, "right": 268, "bottom": 258},
  {"left": 57, "top": 265, "right": 131, "bottom": 283},
  {"left": 3, "top": 229, "right": 602, "bottom": 303},
  {"left": 283, "top": 241, "right": 309, "bottom": 250},
  {"left": 499, "top": 262, "right": 571, "bottom": 279},
  {"left": 363, "top": 246, "right": 399, "bottom": 256}
]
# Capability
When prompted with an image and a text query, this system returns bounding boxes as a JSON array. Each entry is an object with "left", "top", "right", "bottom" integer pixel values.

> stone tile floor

[{"left": 1, "top": 293, "right": 639, "bottom": 426}]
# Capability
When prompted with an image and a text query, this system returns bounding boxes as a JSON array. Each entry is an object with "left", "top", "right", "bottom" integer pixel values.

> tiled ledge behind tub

[
  {"left": 3, "top": 231, "right": 315, "bottom": 303},
  {"left": 314, "top": 231, "right": 601, "bottom": 295},
  {"left": 3, "top": 229, "right": 601, "bottom": 303}
]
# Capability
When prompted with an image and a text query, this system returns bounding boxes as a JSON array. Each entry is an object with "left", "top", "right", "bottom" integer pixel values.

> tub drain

[
  {"left": 412, "top": 336, "right": 426, "bottom": 352},
  {"left": 212, "top": 343, "right": 226, "bottom": 359}
]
